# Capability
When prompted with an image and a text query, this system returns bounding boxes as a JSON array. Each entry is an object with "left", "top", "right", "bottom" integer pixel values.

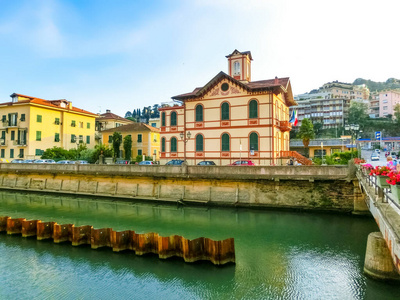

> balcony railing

[{"left": 278, "top": 120, "right": 292, "bottom": 132}]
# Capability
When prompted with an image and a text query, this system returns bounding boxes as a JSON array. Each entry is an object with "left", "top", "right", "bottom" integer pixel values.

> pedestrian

[{"left": 386, "top": 156, "right": 394, "bottom": 169}]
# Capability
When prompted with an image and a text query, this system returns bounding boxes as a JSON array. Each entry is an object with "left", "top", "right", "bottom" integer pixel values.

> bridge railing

[{"left": 357, "top": 167, "right": 400, "bottom": 212}]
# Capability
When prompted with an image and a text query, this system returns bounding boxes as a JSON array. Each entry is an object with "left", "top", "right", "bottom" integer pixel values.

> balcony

[
  {"left": 13, "top": 140, "right": 27, "bottom": 146},
  {"left": 278, "top": 120, "right": 292, "bottom": 132}
]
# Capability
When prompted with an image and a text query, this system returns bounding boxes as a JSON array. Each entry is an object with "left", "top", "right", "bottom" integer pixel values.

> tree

[
  {"left": 123, "top": 135, "right": 132, "bottom": 160},
  {"left": 298, "top": 118, "right": 315, "bottom": 157},
  {"left": 112, "top": 132, "right": 123, "bottom": 159},
  {"left": 348, "top": 102, "right": 368, "bottom": 128},
  {"left": 394, "top": 104, "right": 400, "bottom": 123},
  {"left": 125, "top": 111, "right": 132, "bottom": 118},
  {"left": 313, "top": 122, "right": 323, "bottom": 138}
]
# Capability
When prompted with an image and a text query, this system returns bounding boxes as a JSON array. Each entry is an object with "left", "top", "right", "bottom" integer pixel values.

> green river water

[{"left": 0, "top": 191, "right": 399, "bottom": 299}]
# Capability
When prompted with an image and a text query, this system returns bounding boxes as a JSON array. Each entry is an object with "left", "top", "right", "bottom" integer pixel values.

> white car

[{"left": 371, "top": 154, "right": 380, "bottom": 161}]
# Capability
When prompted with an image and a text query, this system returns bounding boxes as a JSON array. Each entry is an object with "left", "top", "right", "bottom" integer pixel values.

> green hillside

[{"left": 353, "top": 78, "right": 400, "bottom": 92}]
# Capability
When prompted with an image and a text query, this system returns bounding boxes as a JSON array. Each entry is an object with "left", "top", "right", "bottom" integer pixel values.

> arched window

[
  {"left": 161, "top": 112, "right": 166, "bottom": 127},
  {"left": 195, "top": 105, "right": 203, "bottom": 122},
  {"left": 170, "top": 137, "right": 177, "bottom": 152},
  {"left": 161, "top": 137, "right": 165, "bottom": 152},
  {"left": 196, "top": 134, "right": 203, "bottom": 152},
  {"left": 170, "top": 111, "right": 177, "bottom": 126},
  {"left": 221, "top": 102, "right": 229, "bottom": 120},
  {"left": 250, "top": 132, "right": 258, "bottom": 151},
  {"left": 221, "top": 133, "right": 230, "bottom": 151},
  {"left": 249, "top": 100, "right": 258, "bottom": 119},
  {"left": 234, "top": 61, "right": 240, "bottom": 75}
]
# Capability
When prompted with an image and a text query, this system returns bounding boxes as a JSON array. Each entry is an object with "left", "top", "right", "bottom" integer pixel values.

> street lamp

[
  {"left": 180, "top": 131, "right": 191, "bottom": 163},
  {"left": 345, "top": 124, "right": 360, "bottom": 159}
]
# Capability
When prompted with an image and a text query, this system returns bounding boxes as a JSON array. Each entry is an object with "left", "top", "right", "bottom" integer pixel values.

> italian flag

[{"left": 289, "top": 110, "right": 298, "bottom": 126}]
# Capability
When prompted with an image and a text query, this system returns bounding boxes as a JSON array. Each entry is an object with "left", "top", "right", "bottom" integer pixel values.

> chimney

[
  {"left": 68, "top": 102, "right": 72, "bottom": 109},
  {"left": 106, "top": 109, "right": 111, "bottom": 113},
  {"left": 274, "top": 76, "right": 279, "bottom": 84}
]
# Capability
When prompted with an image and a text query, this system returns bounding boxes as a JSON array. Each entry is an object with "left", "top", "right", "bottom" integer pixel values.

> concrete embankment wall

[{"left": 0, "top": 164, "right": 355, "bottom": 212}]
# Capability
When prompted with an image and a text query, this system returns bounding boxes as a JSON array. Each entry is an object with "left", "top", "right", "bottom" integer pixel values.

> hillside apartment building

[{"left": 292, "top": 81, "right": 369, "bottom": 129}]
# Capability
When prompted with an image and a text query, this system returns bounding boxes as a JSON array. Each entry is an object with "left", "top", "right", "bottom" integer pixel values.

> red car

[{"left": 228, "top": 160, "right": 255, "bottom": 166}]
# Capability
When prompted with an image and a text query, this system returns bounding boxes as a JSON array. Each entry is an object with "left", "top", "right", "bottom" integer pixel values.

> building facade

[
  {"left": 292, "top": 98, "right": 350, "bottom": 129},
  {"left": 159, "top": 50, "right": 296, "bottom": 166},
  {"left": 0, "top": 93, "right": 96, "bottom": 160},
  {"left": 101, "top": 123, "right": 160, "bottom": 161},
  {"left": 95, "top": 109, "right": 134, "bottom": 144},
  {"left": 379, "top": 90, "right": 400, "bottom": 118}
]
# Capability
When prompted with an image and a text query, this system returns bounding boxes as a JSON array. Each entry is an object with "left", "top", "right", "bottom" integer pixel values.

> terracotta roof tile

[
  {"left": 1, "top": 93, "right": 97, "bottom": 116},
  {"left": 101, "top": 122, "right": 160, "bottom": 133},
  {"left": 97, "top": 112, "right": 133, "bottom": 122}
]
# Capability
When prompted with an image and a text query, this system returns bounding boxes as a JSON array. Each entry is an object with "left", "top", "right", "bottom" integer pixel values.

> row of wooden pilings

[{"left": 0, "top": 216, "right": 235, "bottom": 265}]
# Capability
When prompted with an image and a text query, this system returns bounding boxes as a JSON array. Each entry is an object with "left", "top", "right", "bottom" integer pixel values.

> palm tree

[{"left": 298, "top": 118, "right": 315, "bottom": 157}]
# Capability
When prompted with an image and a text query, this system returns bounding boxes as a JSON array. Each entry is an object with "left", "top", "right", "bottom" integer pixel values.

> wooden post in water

[
  {"left": 91, "top": 228, "right": 112, "bottom": 249},
  {"left": 110, "top": 230, "right": 134, "bottom": 252},
  {"left": 71, "top": 225, "right": 93, "bottom": 246},
  {"left": 7, "top": 218, "right": 26, "bottom": 235},
  {"left": 0, "top": 216, "right": 10, "bottom": 232},
  {"left": 22, "top": 220, "right": 39, "bottom": 237},
  {"left": 53, "top": 224, "right": 73, "bottom": 243},
  {"left": 37, "top": 221, "right": 56, "bottom": 240}
]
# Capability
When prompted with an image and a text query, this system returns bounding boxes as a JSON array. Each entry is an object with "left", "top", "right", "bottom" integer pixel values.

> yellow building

[
  {"left": 95, "top": 109, "right": 134, "bottom": 144},
  {"left": 101, "top": 123, "right": 160, "bottom": 161},
  {"left": 159, "top": 50, "right": 297, "bottom": 165},
  {"left": 0, "top": 93, "right": 97, "bottom": 160}
]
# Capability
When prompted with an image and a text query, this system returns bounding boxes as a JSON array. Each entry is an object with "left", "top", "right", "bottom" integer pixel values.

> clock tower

[{"left": 226, "top": 49, "right": 252, "bottom": 83}]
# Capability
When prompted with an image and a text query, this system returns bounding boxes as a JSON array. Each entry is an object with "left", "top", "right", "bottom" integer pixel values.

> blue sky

[{"left": 0, "top": 0, "right": 399, "bottom": 117}]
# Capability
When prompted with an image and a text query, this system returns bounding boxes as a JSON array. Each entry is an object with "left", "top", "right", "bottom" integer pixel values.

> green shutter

[
  {"left": 36, "top": 131, "right": 41, "bottom": 141},
  {"left": 161, "top": 138, "right": 165, "bottom": 152},
  {"left": 171, "top": 138, "right": 177, "bottom": 152},
  {"left": 196, "top": 105, "right": 203, "bottom": 122},
  {"left": 55, "top": 118, "right": 60, "bottom": 125},
  {"left": 55, "top": 133, "right": 60, "bottom": 142},
  {"left": 196, "top": 135, "right": 203, "bottom": 151},
  {"left": 71, "top": 134, "right": 76, "bottom": 143},
  {"left": 249, "top": 100, "right": 258, "bottom": 118},
  {"left": 87, "top": 122, "right": 90, "bottom": 129},
  {"left": 250, "top": 132, "right": 258, "bottom": 151},
  {"left": 20, "top": 114, "right": 25, "bottom": 121},
  {"left": 221, "top": 103, "right": 229, "bottom": 120},
  {"left": 161, "top": 112, "right": 166, "bottom": 126},
  {"left": 222, "top": 134, "right": 230, "bottom": 151},
  {"left": 0, "top": 149, "right": 4, "bottom": 158},
  {"left": 170, "top": 112, "right": 177, "bottom": 126},
  {"left": 37, "top": 115, "right": 42, "bottom": 123},
  {"left": 10, "top": 149, "right": 14, "bottom": 158},
  {"left": 86, "top": 135, "right": 90, "bottom": 144}
]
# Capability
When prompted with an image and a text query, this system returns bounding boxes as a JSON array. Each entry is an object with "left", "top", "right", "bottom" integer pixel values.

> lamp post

[
  {"left": 345, "top": 124, "right": 359, "bottom": 159},
  {"left": 180, "top": 131, "right": 191, "bottom": 163}
]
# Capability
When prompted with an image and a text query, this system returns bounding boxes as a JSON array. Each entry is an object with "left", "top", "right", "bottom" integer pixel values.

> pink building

[{"left": 379, "top": 90, "right": 400, "bottom": 118}]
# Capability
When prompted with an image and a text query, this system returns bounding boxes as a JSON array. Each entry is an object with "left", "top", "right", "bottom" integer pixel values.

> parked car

[
  {"left": 139, "top": 161, "right": 154, "bottom": 165},
  {"left": 75, "top": 160, "right": 89, "bottom": 164},
  {"left": 115, "top": 160, "right": 130, "bottom": 165},
  {"left": 370, "top": 154, "right": 380, "bottom": 161},
  {"left": 165, "top": 159, "right": 185, "bottom": 166},
  {"left": 44, "top": 159, "right": 56, "bottom": 164},
  {"left": 33, "top": 159, "right": 46, "bottom": 163},
  {"left": 56, "top": 160, "right": 74, "bottom": 164},
  {"left": 375, "top": 149, "right": 380, "bottom": 154},
  {"left": 23, "top": 159, "right": 35, "bottom": 163},
  {"left": 228, "top": 160, "right": 255, "bottom": 166},
  {"left": 11, "top": 159, "right": 24, "bottom": 163},
  {"left": 197, "top": 161, "right": 216, "bottom": 166},
  {"left": 391, "top": 152, "right": 398, "bottom": 159}
]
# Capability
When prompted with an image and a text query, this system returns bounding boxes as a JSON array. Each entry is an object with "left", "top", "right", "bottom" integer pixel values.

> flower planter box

[
  {"left": 376, "top": 175, "right": 390, "bottom": 188},
  {"left": 390, "top": 185, "right": 400, "bottom": 204}
]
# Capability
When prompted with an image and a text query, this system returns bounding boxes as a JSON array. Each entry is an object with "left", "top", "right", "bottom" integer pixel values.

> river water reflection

[{"left": 0, "top": 191, "right": 399, "bottom": 299}]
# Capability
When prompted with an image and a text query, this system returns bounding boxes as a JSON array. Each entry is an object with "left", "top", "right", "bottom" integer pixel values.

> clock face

[{"left": 221, "top": 83, "right": 229, "bottom": 91}]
